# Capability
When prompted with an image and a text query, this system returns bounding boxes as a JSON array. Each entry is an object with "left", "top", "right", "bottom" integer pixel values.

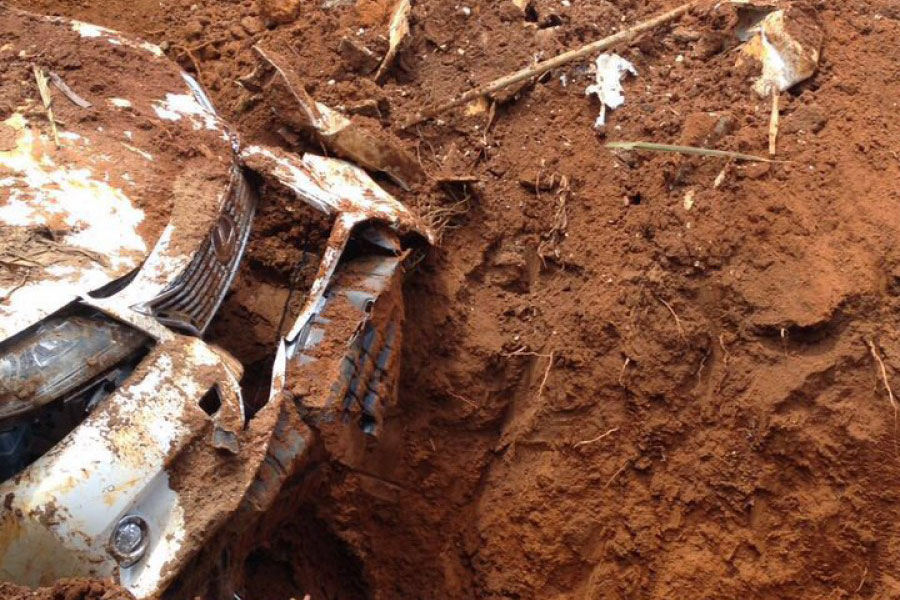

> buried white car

[{"left": 0, "top": 7, "right": 429, "bottom": 598}]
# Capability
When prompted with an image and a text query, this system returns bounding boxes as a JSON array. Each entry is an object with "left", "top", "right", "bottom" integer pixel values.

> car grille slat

[{"left": 147, "top": 169, "right": 256, "bottom": 335}]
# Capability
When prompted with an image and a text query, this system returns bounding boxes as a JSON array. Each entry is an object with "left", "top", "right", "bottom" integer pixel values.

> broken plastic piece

[
  {"left": 585, "top": 53, "right": 637, "bottom": 128},
  {"left": 737, "top": 7, "right": 821, "bottom": 97}
]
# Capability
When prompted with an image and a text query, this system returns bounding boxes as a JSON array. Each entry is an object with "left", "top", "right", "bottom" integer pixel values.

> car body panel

[{"left": 0, "top": 8, "right": 429, "bottom": 598}]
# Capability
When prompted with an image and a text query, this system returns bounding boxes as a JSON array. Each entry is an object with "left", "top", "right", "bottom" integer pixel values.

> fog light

[{"left": 109, "top": 515, "right": 149, "bottom": 567}]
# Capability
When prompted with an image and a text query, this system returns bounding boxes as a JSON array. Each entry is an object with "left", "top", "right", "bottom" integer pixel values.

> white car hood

[{"left": 0, "top": 12, "right": 236, "bottom": 341}]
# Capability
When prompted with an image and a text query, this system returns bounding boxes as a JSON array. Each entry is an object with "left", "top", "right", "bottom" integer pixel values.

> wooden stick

[
  {"left": 33, "top": 66, "right": 60, "bottom": 148},
  {"left": 768, "top": 88, "right": 779, "bottom": 156},
  {"left": 607, "top": 141, "right": 779, "bottom": 163},
  {"left": 401, "top": 0, "right": 699, "bottom": 128}
]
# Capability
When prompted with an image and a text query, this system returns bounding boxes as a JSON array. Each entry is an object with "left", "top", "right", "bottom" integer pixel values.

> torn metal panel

[
  {"left": 241, "top": 144, "right": 432, "bottom": 242},
  {"left": 287, "top": 253, "right": 405, "bottom": 444}
]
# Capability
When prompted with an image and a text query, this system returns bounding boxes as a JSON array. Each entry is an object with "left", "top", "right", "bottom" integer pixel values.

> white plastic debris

[
  {"left": 585, "top": 53, "right": 637, "bottom": 128},
  {"left": 737, "top": 7, "right": 821, "bottom": 97}
]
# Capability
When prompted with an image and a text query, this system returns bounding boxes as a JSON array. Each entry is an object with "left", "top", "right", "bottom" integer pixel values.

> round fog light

[{"left": 109, "top": 515, "right": 149, "bottom": 567}]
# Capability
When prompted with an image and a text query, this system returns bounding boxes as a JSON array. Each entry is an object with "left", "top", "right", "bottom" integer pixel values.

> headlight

[{"left": 0, "top": 311, "right": 149, "bottom": 420}]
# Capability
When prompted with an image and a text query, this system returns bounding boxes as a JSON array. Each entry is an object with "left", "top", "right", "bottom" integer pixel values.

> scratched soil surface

[{"left": 8, "top": 0, "right": 900, "bottom": 598}]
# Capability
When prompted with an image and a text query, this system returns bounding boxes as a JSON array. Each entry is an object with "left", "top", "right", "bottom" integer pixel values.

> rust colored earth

[{"left": 7, "top": 0, "right": 900, "bottom": 598}]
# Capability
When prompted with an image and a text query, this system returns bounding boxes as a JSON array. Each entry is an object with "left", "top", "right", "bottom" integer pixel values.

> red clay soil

[
  {"left": 0, "top": 579, "right": 134, "bottom": 599},
  {"left": 10, "top": 0, "right": 900, "bottom": 598}
]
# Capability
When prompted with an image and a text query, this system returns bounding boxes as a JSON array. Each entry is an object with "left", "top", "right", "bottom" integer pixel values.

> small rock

[
  {"left": 782, "top": 103, "right": 828, "bottom": 135},
  {"left": 679, "top": 112, "right": 720, "bottom": 147},
  {"left": 691, "top": 32, "right": 725, "bottom": 60},
  {"left": 241, "top": 15, "right": 264, "bottom": 35},
  {"left": 534, "top": 26, "right": 561, "bottom": 51},
  {"left": 348, "top": 98, "right": 387, "bottom": 118},
  {"left": 671, "top": 26, "right": 700, "bottom": 43},
  {"left": 258, "top": 0, "right": 300, "bottom": 24},
  {"left": 739, "top": 162, "right": 771, "bottom": 180},
  {"left": 338, "top": 36, "right": 381, "bottom": 74},
  {"left": 199, "top": 43, "right": 220, "bottom": 60},
  {"left": 184, "top": 19, "right": 203, "bottom": 39},
  {"left": 518, "top": 168, "right": 561, "bottom": 192}
]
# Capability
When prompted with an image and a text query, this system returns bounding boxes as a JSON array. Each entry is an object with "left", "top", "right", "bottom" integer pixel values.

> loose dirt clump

[
  {"left": 10, "top": 0, "right": 900, "bottom": 598},
  {"left": 0, "top": 579, "right": 134, "bottom": 599}
]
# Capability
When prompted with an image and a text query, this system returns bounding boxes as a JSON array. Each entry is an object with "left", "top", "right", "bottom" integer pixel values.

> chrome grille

[{"left": 147, "top": 169, "right": 255, "bottom": 335}]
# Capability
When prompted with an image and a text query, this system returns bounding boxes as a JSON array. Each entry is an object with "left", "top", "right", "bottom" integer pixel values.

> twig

[
  {"left": 855, "top": 565, "right": 867, "bottom": 594},
  {"left": 536, "top": 351, "right": 555, "bottom": 402},
  {"left": 537, "top": 175, "right": 570, "bottom": 264},
  {"left": 656, "top": 295, "right": 687, "bottom": 341},
  {"left": 448, "top": 390, "right": 477, "bottom": 408},
  {"left": 867, "top": 339, "right": 897, "bottom": 415},
  {"left": 0, "top": 273, "right": 29, "bottom": 304},
  {"left": 48, "top": 71, "right": 92, "bottom": 108},
  {"left": 618, "top": 357, "right": 631, "bottom": 384},
  {"left": 574, "top": 427, "right": 619, "bottom": 449},
  {"left": 607, "top": 141, "right": 779, "bottom": 163},
  {"left": 867, "top": 338, "right": 899, "bottom": 457},
  {"left": 696, "top": 347, "right": 710, "bottom": 384},
  {"left": 483, "top": 100, "right": 497, "bottom": 146},
  {"left": 172, "top": 44, "right": 206, "bottom": 86},
  {"left": 769, "top": 89, "right": 779, "bottom": 156},
  {"left": 718, "top": 332, "right": 731, "bottom": 366},
  {"left": 503, "top": 347, "right": 552, "bottom": 358},
  {"left": 401, "top": 1, "right": 700, "bottom": 127},
  {"left": 33, "top": 66, "right": 60, "bottom": 147},
  {"left": 604, "top": 459, "right": 630, "bottom": 489}
]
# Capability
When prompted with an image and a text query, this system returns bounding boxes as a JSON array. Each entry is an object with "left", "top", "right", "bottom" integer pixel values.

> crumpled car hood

[{"left": 0, "top": 10, "right": 236, "bottom": 341}]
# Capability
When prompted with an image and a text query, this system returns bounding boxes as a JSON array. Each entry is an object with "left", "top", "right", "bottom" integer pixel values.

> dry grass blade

[
  {"left": 536, "top": 351, "right": 555, "bottom": 403},
  {"left": 607, "top": 141, "right": 779, "bottom": 163},
  {"left": 574, "top": 427, "right": 619, "bottom": 449},
  {"left": 33, "top": 66, "right": 60, "bottom": 147},
  {"left": 656, "top": 295, "right": 687, "bottom": 341},
  {"left": 866, "top": 338, "right": 899, "bottom": 456},
  {"left": 48, "top": 71, "right": 92, "bottom": 108}
]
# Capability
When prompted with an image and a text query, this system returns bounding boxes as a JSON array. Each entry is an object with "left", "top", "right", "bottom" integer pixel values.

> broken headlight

[{"left": 0, "top": 311, "right": 149, "bottom": 421}]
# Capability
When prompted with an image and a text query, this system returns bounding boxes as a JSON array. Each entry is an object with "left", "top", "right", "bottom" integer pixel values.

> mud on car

[{"left": 0, "top": 7, "right": 429, "bottom": 598}]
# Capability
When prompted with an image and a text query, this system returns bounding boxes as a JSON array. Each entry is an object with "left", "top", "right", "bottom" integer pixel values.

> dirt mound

[
  {"left": 9, "top": 0, "right": 900, "bottom": 598},
  {"left": 0, "top": 579, "right": 134, "bottom": 600}
]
